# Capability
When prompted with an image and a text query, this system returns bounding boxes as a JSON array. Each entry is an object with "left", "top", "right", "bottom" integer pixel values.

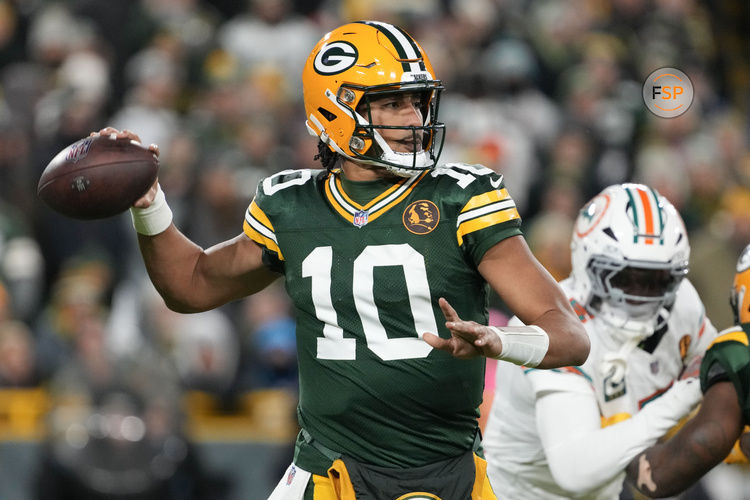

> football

[{"left": 37, "top": 134, "right": 159, "bottom": 220}]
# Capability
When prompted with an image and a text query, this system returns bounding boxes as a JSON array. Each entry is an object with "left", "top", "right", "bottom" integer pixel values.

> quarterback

[
  {"left": 95, "top": 21, "right": 589, "bottom": 499},
  {"left": 483, "top": 184, "right": 717, "bottom": 499},
  {"left": 625, "top": 243, "right": 750, "bottom": 497}
]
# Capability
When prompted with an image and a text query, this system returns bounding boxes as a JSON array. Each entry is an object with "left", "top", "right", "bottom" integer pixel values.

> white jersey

[{"left": 483, "top": 277, "right": 716, "bottom": 499}]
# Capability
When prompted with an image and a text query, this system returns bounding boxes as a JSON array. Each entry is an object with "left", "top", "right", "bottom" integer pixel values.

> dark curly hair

[{"left": 314, "top": 140, "right": 340, "bottom": 171}]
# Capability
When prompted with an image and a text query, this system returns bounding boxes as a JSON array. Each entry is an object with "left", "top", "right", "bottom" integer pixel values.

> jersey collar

[{"left": 324, "top": 170, "right": 429, "bottom": 227}]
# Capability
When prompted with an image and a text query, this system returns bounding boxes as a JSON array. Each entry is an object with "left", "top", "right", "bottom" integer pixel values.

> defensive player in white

[{"left": 483, "top": 183, "right": 718, "bottom": 499}]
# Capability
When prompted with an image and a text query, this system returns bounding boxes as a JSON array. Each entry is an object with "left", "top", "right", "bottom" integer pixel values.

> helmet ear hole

[
  {"left": 318, "top": 107, "right": 337, "bottom": 121},
  {"left": 602, "top": 227, "right": 618, "bottom": 241}
]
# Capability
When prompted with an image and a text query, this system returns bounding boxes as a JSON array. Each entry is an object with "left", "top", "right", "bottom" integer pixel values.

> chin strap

[
  {"left": 597, "top": 311, "right": 658, "bottom": 387},
  {"left": 599, "top": 334, "right": 644, "bottom": 388}
]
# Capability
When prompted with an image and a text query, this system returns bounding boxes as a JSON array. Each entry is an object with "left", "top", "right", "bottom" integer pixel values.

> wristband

[
  {"left": 130, "top": 184, "right": 173, "bottom": 235},
  {"left": 489, "top": 325, "right": 549, "bottom": 367}
]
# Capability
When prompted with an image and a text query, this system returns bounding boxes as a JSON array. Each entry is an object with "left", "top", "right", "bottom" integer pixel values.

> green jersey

[
  {"left": 699, "top": 323, "right": 750, "bottom": 425},
  {"left": 243, "top": 163, "right": 522, "bottom": 471}
]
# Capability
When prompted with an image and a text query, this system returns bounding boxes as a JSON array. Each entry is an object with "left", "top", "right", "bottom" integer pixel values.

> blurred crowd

[{"left": 0, "top": 0, "right": 748, "bottom": 497}]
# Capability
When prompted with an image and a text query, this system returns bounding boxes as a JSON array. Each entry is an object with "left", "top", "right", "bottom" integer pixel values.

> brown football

[{"left": 37, "top": 134, "right": 159, "bottom": 220}]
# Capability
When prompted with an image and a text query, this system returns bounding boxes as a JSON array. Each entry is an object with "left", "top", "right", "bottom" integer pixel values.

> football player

[
  {"left": 96, "top": 21, "right": 590, "bottom": 499},
  {"left": 482, "top": 183, "right": 718, "bottom": 499},
  {"left": 625, "top": 243, "right": 750, "bottom": 498}
]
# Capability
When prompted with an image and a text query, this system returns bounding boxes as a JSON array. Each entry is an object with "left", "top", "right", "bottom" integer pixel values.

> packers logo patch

[
  {"left": 403, "top": 200, "right": 439, "bottom": 235},
  {"left": 396, "top": 494, "right": 441, "bottom": 500}
]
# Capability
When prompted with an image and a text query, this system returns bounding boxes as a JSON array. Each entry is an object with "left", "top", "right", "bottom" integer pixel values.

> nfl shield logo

[
  {"left": 650, "top": 360, "right": 659, "bottom": 374},
  {"left": 286, "top": 465, "right": 296, "bottom": 485},
  {"left": 353, "top": 210, "right": 369, "bottom": 227}
]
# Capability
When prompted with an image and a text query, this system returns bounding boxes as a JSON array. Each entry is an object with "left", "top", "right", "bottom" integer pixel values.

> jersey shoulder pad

[
  {"left": 432, "top": 162, "right": 506, "bottom": 192},
  {"left": 700, "top": 325, "right": 750, "bottom": 392},
  {"left": 429, "top": 163, "right": 518, "bottom": 220},
  {"left": 672, "top": 279, "right": 703, "bottom": 317},
  {"left": 707, "top": 325, "right": 750, "bottom": 352},
  {"left": 244, "top": 169, "right": 323, "bottom": 265},
  {"left": 671, "top": 278, "right": 711, "bottom": 334},
  {"left": 255, "top": 168, "right": 324, "bottom": 201}
]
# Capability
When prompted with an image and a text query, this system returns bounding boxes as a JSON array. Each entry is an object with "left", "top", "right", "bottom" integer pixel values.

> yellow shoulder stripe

[
  {"left": 243, "top": 201, "right": 284, "bottom": 259},
  {"left": 457, "top": 208, "right": 520, "bottom": 246},
  {"left": 461, "top": 188, "right": 509, "bottom": 213},
  {"left": 243, "top": 221, "right": 284, "bottom": 259},
  {"left": 707, "top": 327, "right": 749, "bottom": 349},
  {"left": 249, "top": 200, "right": 274, "bottom": 231}
]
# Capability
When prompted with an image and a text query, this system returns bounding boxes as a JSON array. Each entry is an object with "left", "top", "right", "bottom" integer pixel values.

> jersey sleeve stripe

[
  {"left": 457, "top": 199, "right": 516, "bottom": 226},
  {"left": 244, "top": 201, "right": 284, "bottom": 259},
  {"left": 707, "top": 327, "right": 749, "bottom": 349},
  {"left": 460, "top": 188, "right": 510, "bottom": 213},
  {"left": 248, "top": 200, "right": 274, "bottom": 231},
  {"left": 243, "top": 220, "right": 284, "bottom": 259},
  {"left": 456, "top": 208, "right": 520, "bottom": 246}
]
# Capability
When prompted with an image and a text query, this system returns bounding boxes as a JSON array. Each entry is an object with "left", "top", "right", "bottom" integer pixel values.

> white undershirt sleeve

[{"left": 531, "top": 372, "right": 701, "bottom": 495}]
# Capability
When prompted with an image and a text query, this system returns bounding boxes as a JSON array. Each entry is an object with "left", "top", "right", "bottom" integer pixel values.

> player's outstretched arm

[
  {"left": 481, "top": 235, "right": 589, "bottom": 368},
  {"left": 423, "top": 236, "right": 589, "bottom": 368},
  {"left": 625, "top": 381, "right": 744, "bottom": 498},
  {"left": 93, "top": 127, "right": 279, "bottom": 313}
]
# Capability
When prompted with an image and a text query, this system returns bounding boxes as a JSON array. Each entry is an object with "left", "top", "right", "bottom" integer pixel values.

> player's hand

[
  {"left": 661, "top": 377, "right": 702, "bottom": 417},
  {"left": 90, "top": 127, "right": 160, "bottom": 208},
  {"left": 90, "top": 127, "right": 160, "bottom": 157},
  {"left": 422, "top": 297, "right": 503, "bottom": 359}
]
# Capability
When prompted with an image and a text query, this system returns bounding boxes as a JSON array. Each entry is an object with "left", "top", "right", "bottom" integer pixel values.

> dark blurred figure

[{"left": 33, "top": 293, "right": 231, "bottom": 500}]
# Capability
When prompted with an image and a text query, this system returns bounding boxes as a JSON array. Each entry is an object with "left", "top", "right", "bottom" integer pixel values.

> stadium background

[{"left": 0, "top": 0, "right": 748, "bottom": 498}]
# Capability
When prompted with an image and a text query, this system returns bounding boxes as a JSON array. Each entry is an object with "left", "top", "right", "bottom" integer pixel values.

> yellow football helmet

[
  {"left": 731, "top": 244, "right": 750, "bottom": 325},
  {"left": 302, "top": 21, "right": 445, "bottom": 177}
]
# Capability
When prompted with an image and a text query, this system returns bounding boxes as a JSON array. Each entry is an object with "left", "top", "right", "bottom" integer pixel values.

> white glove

[{"left": 640, "top": 378, "right": 702, "bottom": 435}]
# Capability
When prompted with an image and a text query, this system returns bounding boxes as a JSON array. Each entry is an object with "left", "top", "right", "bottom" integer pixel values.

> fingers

[
  {"left": 438, "top": 297, "right": 460, "bottom": 324},
  {"left": 422, "top": 332, "right": 448, "bottom": 350},
  {"left": 423, "top": 332, "right": 475, "bottom": 359},
  {"left": 90, "top": 127, "right": 146, "bottom": 147}
]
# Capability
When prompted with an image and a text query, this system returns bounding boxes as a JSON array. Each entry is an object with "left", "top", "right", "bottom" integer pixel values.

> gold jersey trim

[{"left": 324, "top": 170, "right": 429, "bottom": 226}]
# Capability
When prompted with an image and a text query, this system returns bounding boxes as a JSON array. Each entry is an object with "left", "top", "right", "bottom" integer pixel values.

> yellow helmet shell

[
  {"left": 302, "top": 21, "right": 443, "bottom": 173},
  {"left": 732, "top": 244, "right": 750, "bottom": 324}
]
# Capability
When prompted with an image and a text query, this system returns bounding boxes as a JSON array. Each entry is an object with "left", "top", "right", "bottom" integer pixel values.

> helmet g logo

[{"left": 314, "top": 41, "right": 358, "bottom": 75}]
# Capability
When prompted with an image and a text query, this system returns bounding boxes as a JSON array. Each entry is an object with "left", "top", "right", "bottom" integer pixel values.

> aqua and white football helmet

[{"left": 571, "top": 183, "right": 689, "bottom": 339}]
